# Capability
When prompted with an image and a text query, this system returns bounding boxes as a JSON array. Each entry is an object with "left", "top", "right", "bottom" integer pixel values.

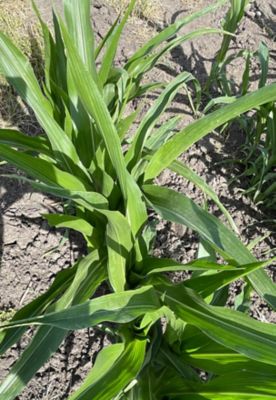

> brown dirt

[{"left": 0, "top": 0, "right": 276, "bottom": 398}]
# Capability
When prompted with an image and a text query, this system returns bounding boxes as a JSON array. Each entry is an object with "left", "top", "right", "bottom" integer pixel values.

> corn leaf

[
  {"left": 69, "top": 338, "right": 147, "bottom": 400},
  {"left": 0, "top": 286, "right": 160, "bottom": 330},
  {"left": 64, "top": 0, "right": 97, "bottom": 81},
  {"left": 44, "top": 214, "right": 94, "bottom": 237},
  {"left": 0, "top": 144, "right": 89, "bottom": 190},
  {"left": 0, "top": 144, "right": 90, "bottom": 191},
  {"left": 59, "top": 18, "right": 147, "bottom": 235},
  {"left": 63, "top": 0, "right": 99, "bottom": 167},
  {"left": 182, "top": 338, "right": 276, "bottom": 376},
  {"left": 105, "top": 211, "right": 133, "bottom": 292},
  {"left": 258, "top": 41, "right": 269, "bottom": 88},
  {"left": 128, "top": 28, "right": 225, "bottom": 80},
  {"left": 0, "top": 251, "right": 107, "bottom": 399},
  {"left": 69, "top": 344, "right": 124, "bottom": 399},
  {"left": 144, "top": 257, "right": 246, "bottom": 276},
  {"left": 144, "top": 84, "right": 276, "bottom": 181},
  {"left": 0, "top": 129, "right": 52, "bottom": 157},
  {"left": 126, "top": 0, "right": 226, "bottom": 71},
  {"left": 157, "top": 371, "right": 276, "bottom": 399},
  {"left": 184, "top": 259, "right": 275, "bottom": 298},
  {"left": 159, "top": 284, "right": 276, "bottom": 366},
  {"left": 145, "top": 116, "right": 181, "bottom": 153},
  {"left": 143, "top": 184, "right": 276, "bottom": 309},
  {"left": 0, "top": 31, "right": 84, "bottom": 174},
  {"left": 170, "top": 160, "right": 239, "bottom": 233},
  {"left": 0, "top": 263, "right": 77, "bottom": 355},
  {"left": 95, "top": 14, "right": 120, "bottom": 60},
  {"left": 125, "top": 72, "right": 199, "bottom": 170},
  {"left": 99, "top": 0, "right": 136, "bottom": 86}
]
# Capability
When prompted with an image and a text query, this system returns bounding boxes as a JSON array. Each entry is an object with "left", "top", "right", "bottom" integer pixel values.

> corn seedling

[
  {"left": 240, "top": 42, "right": 276, "bottom": 210},
  {"left": 206, "top": 0, "right": 250, "bottom": 92},
  {"left": 0, "top": 1, "right": 276, "bottom": 399},
  {"left": 207, "top": 33, "right": 276, "bottom": 209}
]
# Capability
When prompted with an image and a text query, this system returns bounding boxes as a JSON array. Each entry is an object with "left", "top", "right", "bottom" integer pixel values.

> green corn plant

[
  {"left": 0, "top": 1, "right": 276, "bottom": 399},
  {"left": 234, "top": 43, "right": 276, "bottom": 209},
  {"left": 206, "top": 39, "right": 276, "bottom": 210},
  {"left": 206, "top": 0, "right": 249, "bottom": 92}
]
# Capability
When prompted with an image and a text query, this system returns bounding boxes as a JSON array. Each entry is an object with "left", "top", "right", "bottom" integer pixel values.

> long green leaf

[
  {"left": 63, "top": 0, "right": 99, "bottom": 167},
  {"left": 1, "top": 174, "right": 109, "bottom": 211},
  {"left": 182, "top": 336, "right": 276, "bottom": 376},
  {"left": 143, "top": 184, "right": 276, "bottom": 309},
  {"left": 106, "top": 211, "right": 133, "bottom": 292},
  {"left": 0, "top": 129, "right": 52, "bottom": 157},
  {"left": 0, "top": 286, "right": 159, "bottom": 330},
  {"left": 59, "top": 18, "right": 147, "bottom": 235},
  {"left": 185, "top": 259, "right": 275, "bottom": 298},
  {"left": 144, "top": 84, "right": 276, "bottom": 181},
  {"left": 128, "top": 28, "right": 226, "bottom": 80},
  {"left": 159, "top": 284, "right": 276, "bottom": 366},
  {"left": 125, "top": 72, "right": 198, "bottom": 170},
  {"left": 144, "top": 257, "right": 238, "bottom": 276},
  {"left": 0, "top": 251, "right": 107, "bottom": 399},
  {"left": 145, "top": 116, "right": 181, "bottom": 152},
  {"left": 157, "top": 371, "right": 276, "bottom": 399},
  {"left": 0, "top": 144, "right": 88, "bottom": 190},
  {"left": 63, "top": 0, "right": 97, "bottom": 81},
  {"left": 170, "top": 160, "right": 238, "bottom": 233},
  {"left": 70, "top": 344, "right": 124, "bottom": 399},
  {"left": 99, "top": 0, "right": 135, "bottom": 85},
  {"left": 0, "top": 263, "right": 77, "bottom": 355},
  {"left": 126, "top": 0, "right": 226, "bottom": 71},
  {"left": 0, "top": 31, "right": 84, "bottom": 175},
  {"left": 69, "top": 338, "right": 147, "bottom": 400},
  {"left": 44, "top": 214, "right": 94, "bottom": 237}
]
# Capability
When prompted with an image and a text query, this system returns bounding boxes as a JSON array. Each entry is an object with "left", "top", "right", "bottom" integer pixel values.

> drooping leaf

[
  {"left": 44, "top": 213, "right": 94, "bottom": 237},
  {"left": 158, "top": 283, "right": 276, "bottom": 366},
  {"left": 184, "top": 259, "right": 275, "bottom": 298},
  {"left": 0, "top": 251, "right": 107, "bottom": 399},
  {"left": 0, "top": 144, "right": 89, "bottom": 190},
  {"left": 144, "top": 84, "right": 276, "bottom": 181},
  {"left": 0, "top": 286, "right": 160, "bottom": 331},
  {"left": 0, "top": 262, "right": 77, "bottom": 355},
  {"left": 0, "top": 129, "right": 52, "bottom": 157},
  {"left": 143, "top": 184, "right": 276, "bottom": 309},
  {"left": 126, "top": 0, "right": 227, "bottom": 72},
  {"left": 170, "top": 160, "right": 238, "bottom": 233}
]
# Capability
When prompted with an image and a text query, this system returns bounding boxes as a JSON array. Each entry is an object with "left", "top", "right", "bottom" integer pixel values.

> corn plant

[
  {"left": 241, "top": 43, "right": 276, "bottom": 210},
  {"left": 206, "top": 0, "right": 250, "bottom": 92},
  {"left": 1, "top": 1, "right": 276, "bottom": 399},
  {"left": 207, "top": 33, "right": 276, "bottom": 209}
]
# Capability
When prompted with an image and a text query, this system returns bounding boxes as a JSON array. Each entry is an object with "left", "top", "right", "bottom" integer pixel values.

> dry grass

[
  {"left": 106, "top": 0, "right": 163, "bottom": 22},
  {"left": 0, "top": 0, "right": 43, "bottom": 130}
]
